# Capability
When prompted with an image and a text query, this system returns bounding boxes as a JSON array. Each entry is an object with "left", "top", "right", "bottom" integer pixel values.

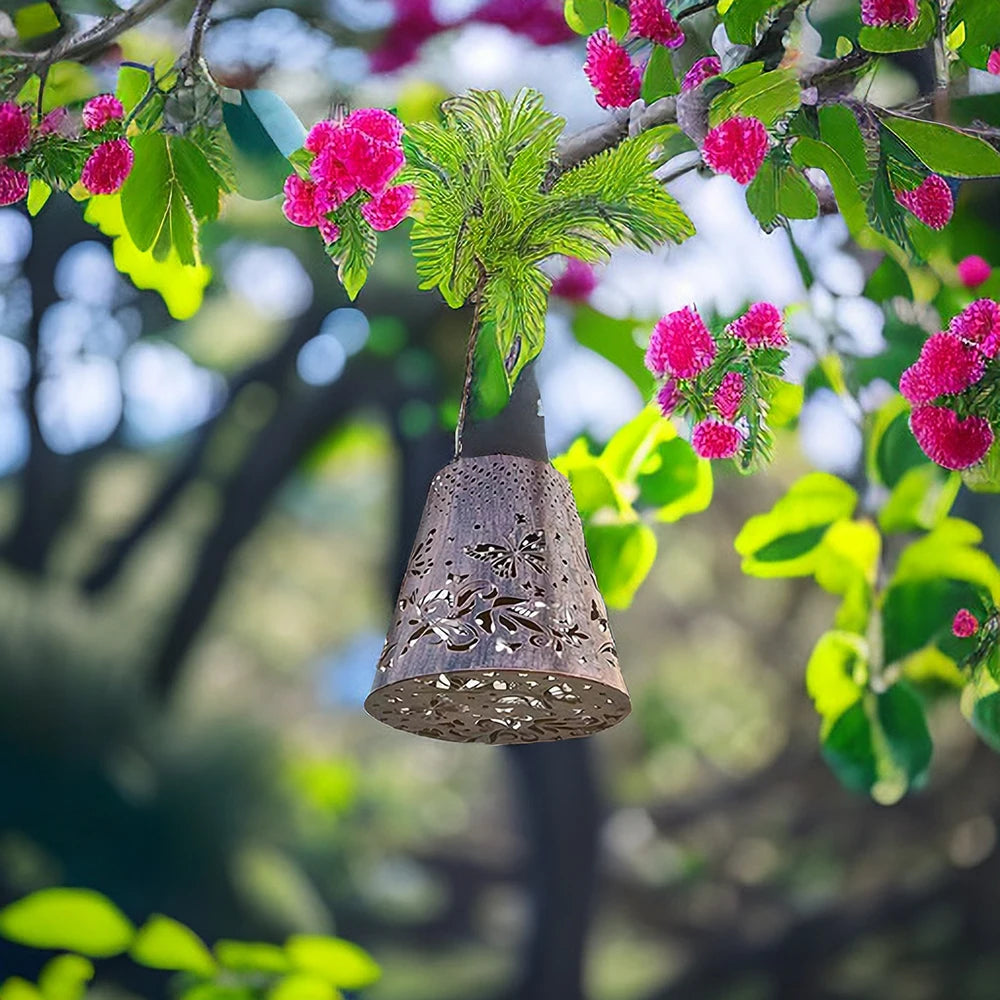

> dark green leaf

[
  {"left": 721, "top": 0, "right": 781, "bottom": 45},
  {"left": 222, "top": 89, "right": 304, "bottom": 199},
  {"left": 745, "top": 156, "right": 819, "bottom": 231},
  {"left": 571, "top": 305, "right": 654, "bottom": 395},
  {"left": 642, "top": 45, "right": 679, "bottom": 102},
  {"left": 969, "top": 690, "right": 1000, "bottom": 752},
  {"left": 877, "top": 682, "right": 932, "bottom": 787},
  {"left": 881, "top": 114, "right": 1000, "bottom": 178},
  {"left": 821, "top": 701, "right": 878, "bottom": 793}
]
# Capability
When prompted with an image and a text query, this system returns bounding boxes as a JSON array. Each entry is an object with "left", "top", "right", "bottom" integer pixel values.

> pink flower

[
  {"left": 629, "top": 0, "right": 684, "bottom": 48},
  {"left": 989, "top": 50, "right": 1000, "bottom": 75},
  {"left": 952, "top": 608, "right": 979, "bottom": 638},
  {"left": 305, "top": 120, "right": 343, "bottom": 154},
  {"left": 702, "top": 116, "right": 769, "bottom": 185},
  {"left": 860, "top": 0, "right": 917, "bottom": 27},
  {"left": 692, "top": 419, "right": 743, "bottom": 459},
  {"left": 895, "top": 174, "right": 954, "bottom": 230},
  {"left": 361, "top": 183, "right": 416, "bottom": 230},
  {"left": 0, "top": 163, "right": 29, "bottom": 206},
  {"left": 282, "top": 174, "right": 320, "bottom": 227},
  {"left": 551, "top": 258, "right": 597, "bottom": 301},
  {"left": 345, "top": 108, "right": 404, "bottom": 145},
  {"left": 311, "top": 145, "right": 360, "bottom": 203},
  {"left": 0, "top": 102, "right": 30, "bottom": 157},
  {"left": 950, "top": 298, "right": 1000, "bottom": 358},
  {"left": 727, "top": 302, "right": 787, "bottom": 349},
  {"left": 713, "top": 371, "right": 745, "bottom": 420},
  {"left": 80, "top": 138, "right": 134, "bottom": 194},
  {"left": 39, "top": 106, "right": 70, "bottom": 136},
  {"left": 310, "top": 124, "right": 404, "bottom": 196},
  {"left": 957, "top": 255, "right": 992, "bottom": 289},
  {"left": 318, "top": 219, "right": 341, "bottom": 244},
  {"left": 82, "top": 94, "right": 124, "bottom": 130},
  {"left": 645, "top": 306, "right": 716, "bottom": 379},
  {"left": 355, "top": 138, "right": 406, "bottom": 194},
  {"left": 584, "top": 29, "right": 641, "bottom": 109},
  {"left": 681, "top": 56, "right": 722, "bottom": 92},
  {"left": 909, "top": 405, "right": 994, "bottom": 470},
  {"left": 898, "top": 332, "right": 985, "bottom": 404},
  {"left": 656, "top": 379, "right": 681, "bottom": 417}
]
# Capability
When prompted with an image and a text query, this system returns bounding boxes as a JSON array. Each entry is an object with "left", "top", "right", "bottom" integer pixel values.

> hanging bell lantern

[{"left": 366, "top": 364, "right": 630, "bottom": 744}]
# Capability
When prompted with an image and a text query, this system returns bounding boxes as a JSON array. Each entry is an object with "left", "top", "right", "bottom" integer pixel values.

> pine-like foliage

[{"left": 402, "top": 88, "right": 695, "bottom": 387}]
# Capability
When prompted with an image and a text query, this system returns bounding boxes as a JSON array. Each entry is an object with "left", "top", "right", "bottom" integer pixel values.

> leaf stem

[{"left": 455, "top": 268, "right": 489, "bottom": 459}]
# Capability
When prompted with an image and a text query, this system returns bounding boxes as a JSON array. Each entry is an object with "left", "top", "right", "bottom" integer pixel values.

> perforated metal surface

[{"left": 366, "top": 455, "right": 630, "bottom": 743}]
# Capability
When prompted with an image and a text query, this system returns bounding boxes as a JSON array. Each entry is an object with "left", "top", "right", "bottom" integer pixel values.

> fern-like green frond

[{"left": 482, "top": 259, "right": 552, "bottom": 388}]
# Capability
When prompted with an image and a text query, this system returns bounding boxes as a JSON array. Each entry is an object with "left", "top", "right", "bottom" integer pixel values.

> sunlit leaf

[
  {"left": 584, "top": 520, "right": 658, "bottom": 609},
  {"left": 131, "top": 915, "right": 216, "bottom": 975},
  {"left": 284, "top": 936, "right": 380, "bottom": 991},
  {"left": 0, "top": 889, "right": 134, "bottom": 957}
]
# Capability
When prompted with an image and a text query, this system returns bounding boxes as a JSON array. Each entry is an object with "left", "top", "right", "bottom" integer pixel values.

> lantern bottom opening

[{"left": 364, "top": 667, "right": 631, "bottom": 744}]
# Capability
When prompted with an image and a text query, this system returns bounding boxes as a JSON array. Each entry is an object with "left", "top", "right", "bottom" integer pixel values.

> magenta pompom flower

[
  {"left": 681, "top": 56, "right": 722, "bottom": 92},
  {"left": 909, "top": 405, "right": 994, "bottom": 470},
  {"left": 584, "top": 29, "right": 641, "bottom": 109},
  {"left": 895, "top": 174, "right": 954, "bottom": 230},
  {"left": 629, "top": 0, "right": 684, "bottom": 48},
  {"left": 860, "top": 0, "right": 917, "bottom": 27},
  {"left": 361, "top": 183, "right": 416, "bottom": 231},
  {"left": 282, "top": 174, "right": 322, "bottom": 227},
  {"left": 318, "top": 219, "right": 341, "bottom": 244},
  {"left": 645, "top": 306, "right": 717, "bottom": 379},
  {"left": 702, "top": 116, "right": 769, "bottom": 185},
  {"left": 39, "top": 106, "right": 70, "bottom": 136},
  {"left": 551, "top": 258, "right": 597, "bottom": 301},
  {"left": 950, "top": 299, "right": 1000, "bottom": 357},
  {"left": 82, "top": 94, "right": 125, "bottom": 130},
  {"left": 692, "top": 419, "right": 743, "bottom": 460},
  {"left": 989, "top": 51, "right": 1000, "bottom": 75},
  {"left": 0, "top": 102, "right": 30, "bottom": 158},
  {"left": 81, "top": 138, "right": 134, "bottom": 195},
  {"left": 728, "top": 302, "right": 787, "bottom": 349},
  {"left": 0, "top": 163, "right": 29, "bottom": 206},
  {"left": 345, "top": 107, "right": 404, "bottom": 145},
  {"left": 713, "top": 371, "right": 745, "bottom": 420},
  {"left": 957, "top": 255, "right": 992, "bottom": 289},
  {"left": 656, "top": 379, "right": 681, "bottom": 417},
  {"left": 952, "top": 608, "right": 980, "bottom": 638},
  {"left": 898, "top": 332, "right": 985, "bottom": 404}
]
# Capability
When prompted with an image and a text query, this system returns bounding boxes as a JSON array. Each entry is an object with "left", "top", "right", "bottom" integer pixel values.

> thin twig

[
  {"left": 186, "top": 0, "right": 217, "bottom": 69},
  {"left": 454, "top": 269, "right": 488, "bottom": 459}
]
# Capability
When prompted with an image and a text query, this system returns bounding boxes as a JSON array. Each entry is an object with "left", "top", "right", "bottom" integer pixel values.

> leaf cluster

[{"left": 401, "top": 88, "right": 694, "bottom": 387}]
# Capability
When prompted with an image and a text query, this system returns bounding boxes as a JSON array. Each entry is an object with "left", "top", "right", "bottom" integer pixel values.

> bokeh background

[{"left": 2, "top": 1, "right": 1000, "bottom": 998}]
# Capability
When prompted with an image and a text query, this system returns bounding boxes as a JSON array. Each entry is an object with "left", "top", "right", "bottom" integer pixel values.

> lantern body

[{"left": 366, "top": 454, "right": 630, "bottom": 743}]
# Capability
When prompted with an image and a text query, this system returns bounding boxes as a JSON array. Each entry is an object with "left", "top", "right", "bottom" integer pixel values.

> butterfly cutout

[{"left": 463, "top": 530, "right": 546, "bottom": 578}]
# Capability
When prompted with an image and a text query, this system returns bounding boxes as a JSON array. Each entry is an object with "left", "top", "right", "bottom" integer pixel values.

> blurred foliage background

[{"left": 2, "top": 1, "right": 1000, "bottom": 999}]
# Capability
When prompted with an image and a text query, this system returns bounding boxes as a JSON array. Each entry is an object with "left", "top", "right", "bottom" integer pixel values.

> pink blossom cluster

[
  {"left": 644, "top": 301, "right": 788, "bottom": 460},
  {"left": 681, "top": 57, "right": 722, "bottom": 93},
  {"left": 900, "top": 298, "right": 1000, "bottom": 470},
  {"left": 860, "top": 0, "right": 917, "bottom": 27},
  {"left": 895, "top": 174, "right": 954, "bottom": 230},
  {"left": 282, "top": 108, "right": 414, "bottom": 246},
  {"left": 952, "top": 608, "right": 979, "bottom": 638},
  {"left": 582, "top": 2, "right": 685, "bottom": 109},
  {"left": 989, "top": 51, "right": 1000, "bottom": 75},
  {"left": 701, "top": 116, "right": 770, "bottom": 185},
  {"left": 0, "top": 94, "right": 134, "bottom": 206}
]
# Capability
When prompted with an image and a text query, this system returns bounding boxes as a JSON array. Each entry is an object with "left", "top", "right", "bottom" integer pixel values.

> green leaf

[
  {"left": 881, "top": 114, "right": 1000, "bottom": 178},
  {"left": 806, "top": 631, "right": 868, "bottom": 727},
  {"left": 821, "top": 701, "right": 878, "bottom": 793},
  {"left": 967, "top": 689, "right": 1000, "bottom": 752},
  {"left": 553, "top": 440, "right": 631, "bottom": 518},
  {"left": 606, "top": 0, "right": 629, "bottom": 39},
  {"left": 26, "top": 179, "right": 50, "bottom": 216},
  {"left": 222, "top": 89, "right": 304, "bottom": 199},
  {"left": 879, "top": 464, "right": 961, "bottom": 533},
  {"left": 962, "top": 437, "right": 1000, "bottom": 493},
  {"left": 0, "top": 889, "right": 134, "bottom": 957},
  {"left": 215, "top": 941, "right": 290, "bottom": 974},
  {"left": 642, "top": 45, "right": 679, "bottom": 102},
  {"left": 709, "top": 68, "right": 800, "bottom": 128},
  {"left": 120, "top": 134, "right": 220, "bottom": 266},
  {"left": 571, "top": 305, "right": 654, "bottom": 395},
  {"left": 284, "top": 936, "right": 380, "bottom": 991},
  {"left": 818, "top": 103, "right": 874, "bottom": 190},
  {"left": 84, "top": 193, "right": 212, "bottom": 320},
  {"left": 891, "top": 518, "right": 1000, "bottom": 601},
  {"left": 721, "top": 0, "right": 781, "bottom": 45},
  {"left": 859, "top": 0, "right": 935, "bottom": 52},
  {"left": 131, "top": 915, "right": 216, "bottom": 975},
  {"left": 483, "top": 260, "right": 551, "bottom": 388},
  {"left": 791, "top": 137, "right": 868, "bottom": 238},
  {"left": 601, "top": 404, "right": 671, "bottom": 482},
  {"left": 745, "top": 156, "right": 818, "bottom": 231},
  {"left": 584, "top": 520, "right": 658, "bottom": 609},
  {"left": 0, "top": 979, "right": 43, "bottom": 1000},
  {"left": 637, "top": 438, "right": 713, "bottom": 522},
  {"left": 564, "top": 0, "right": 605, "bottom": 33},
  {"left": 876, "top": 682, "right": 932, "bottom": 789},
  {"left": 37, "top": 956, "right": 93, "bottom": 1000},
  {"left": 327, "top": 206, "right": 377, "bottom": 301},
  {"left": 734, "top": 472, "right": 858, "bottom": 577},
  {"left": 115, "top": 64, "right": 151, "bottom": 114},
  {"left": 13, "top": 2, "right": 60, "bottom": 40},
  {"left": 947, "top": 0, "right": 996, "bottom": 68},
  {"left": 867, "top": 398, "right": 926, "bottom": 488}
]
